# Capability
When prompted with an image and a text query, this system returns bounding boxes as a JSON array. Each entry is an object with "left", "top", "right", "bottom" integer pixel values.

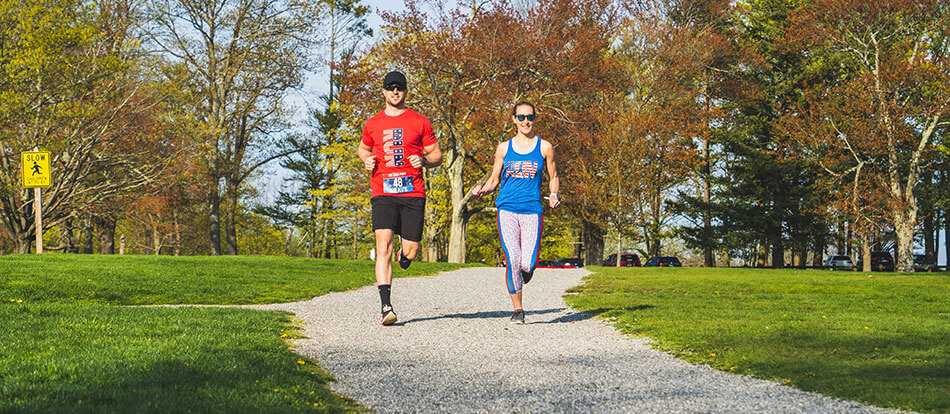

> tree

[
  {"left": 145, "top": 0, "right": 320, "bottom": 255},
  {"left": 0, "top": 0, "right": 173, "bottom": 254},
  {"left": 709, "top": 0, "right": 833, "bottom": 268},
  {"left": 262, "top": 0, "right": 372, "bottom": 258},
  {"left": 782, "top": 0, "right": 950, "bottom": 272}
]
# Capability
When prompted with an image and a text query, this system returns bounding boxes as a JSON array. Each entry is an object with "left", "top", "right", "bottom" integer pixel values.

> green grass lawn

[
  {"left": 0, "top": 254, "right": 472, "bottom": 413},
  {"left": 0, "top": 254, "right": 470, "bottom": 305},
  {"left": 565, "top": 267, "right": 950, "bottom": 413}
]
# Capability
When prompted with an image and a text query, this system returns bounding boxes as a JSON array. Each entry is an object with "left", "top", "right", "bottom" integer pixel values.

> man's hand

[
  {"left": 548, "top": 193, "right": 561, "bottom": 208},
  {"left": 363, "top": 155, "right": 376, "bottom": 171},
  {"left": 408, "top": 154, "right": 425, "bottom": 169}
]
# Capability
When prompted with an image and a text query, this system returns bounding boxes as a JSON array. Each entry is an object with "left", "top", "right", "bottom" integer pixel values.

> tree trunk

[
  {"left": 893, "top": 209, "right": 915, "bottom": 273},
  {"left": 81, "top": 218, "right": 94, "bottom": 254},
  {"left": 792, "top": 250, "right": 803, "bottom": 268},
  {"left": 846, "top": 222, "right": 853, "bottom": 256},
  {"left": 173, "top": 211, "right": 181, "bottom": 256},
  {"left": 351, "top": 224, "right": 359, "bottom": 260},
  {"left": 933, "top": 209, "right": 941, "bottom": 262},
  {"left": 945, "top": 209, "right": 949, "bottom": 269},
  {"left": 583, "top": 219, "right": 605, "bottom": 266},
  {"left": 446, "top": 148, "right": 468, "bottom": 263},
  {"left": 701, "top": 135, "right": 715, "bottom": 267},
  {"left": 208, "top": 184, "right": 222, "bottom": 255},
  {"left": 422, "top": 174, "right": 440, "bottom": 262},
  {"left": 771, "top": 231, "right": 785, "bottom": 269},
  {"left": 15, "top": 236, "right": 30, "bottom": 254},
  {"left": 152, "top": 221, "right": 162, "bottom": 255},
  {"left": 224, "top": 188, "right": 238, "bottom": 255},
  {"left": 322, "top": 219, "right": 332, "bottom": 259},
  {"left": 924, "top": 208, "right": 935, "bottom": 261},
  {"left": 860, "top": 232, "right": 872, "bottom": 272},
  {"left": 837, "top": 221, "right": 846, "bottom": 254},
  {"left": 447, "top": 208, "right": 468, "bottom": 263},
  {"left": 59, "top": 218, "right": 74, "bottom": 254},
  {"left": 812, "top": 240, "right": 823, "bottom": 267},
  {"left": 95, "top": 216, "right": 116, "bottom": 254},
  {"left": 616, "top": 232, "right": 622, "bottom": 267}
]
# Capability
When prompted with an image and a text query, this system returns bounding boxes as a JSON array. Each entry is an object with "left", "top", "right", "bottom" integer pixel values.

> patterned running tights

[{"left": 496, "top": 210, "right": 543, "bottom": 294}]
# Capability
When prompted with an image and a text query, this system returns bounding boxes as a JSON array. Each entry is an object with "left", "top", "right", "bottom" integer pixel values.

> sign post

[{"left": 22, "top": 149, "right": 51, "bottom": 254}]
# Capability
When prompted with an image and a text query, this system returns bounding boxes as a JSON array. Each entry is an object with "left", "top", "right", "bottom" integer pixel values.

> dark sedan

[
  {"left": 914, "top": 254, "right": 938, "bottom": 272},
  {"left": 643, "top": 256, "right": 682, "bottom": 267}
]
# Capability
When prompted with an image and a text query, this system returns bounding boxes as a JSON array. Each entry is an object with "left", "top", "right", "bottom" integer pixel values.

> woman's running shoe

[{"left": 510, "top": 309, "right": 525, "bottom": 324}]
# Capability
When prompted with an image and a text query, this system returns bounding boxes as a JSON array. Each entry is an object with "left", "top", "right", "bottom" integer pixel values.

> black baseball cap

[{"left": 383, "top": 71, "right": 407, "bottom": 90}]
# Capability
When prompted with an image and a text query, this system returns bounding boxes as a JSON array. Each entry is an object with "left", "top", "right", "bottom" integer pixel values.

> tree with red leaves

[{"left": 781, "top": 0, "right": 950, "bottom": 272}]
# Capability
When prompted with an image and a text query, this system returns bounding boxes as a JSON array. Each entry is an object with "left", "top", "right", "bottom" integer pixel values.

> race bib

[{"left": 383, "top": 175, "right": 414, "bottom": 194}]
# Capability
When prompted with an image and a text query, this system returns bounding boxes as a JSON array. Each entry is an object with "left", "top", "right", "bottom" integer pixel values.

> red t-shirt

[{"left": 361, "top": 109, "right": 438, "bottom": 198}]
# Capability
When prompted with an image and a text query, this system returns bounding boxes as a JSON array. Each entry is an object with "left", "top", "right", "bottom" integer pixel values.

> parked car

[
  {"left": 557, "top": 257, "right": 584, "bottom": 268},
  {"left": 824, "top": 254, "right": 854, "bottom": 270},
  {"left": 856, "top": 251, "right": 895, "bottom": 272},
  {"left": 602, "top": 253, "right": 641, "bottom": 267},
  {"left": 913, "top": 254, "right": 938, "bottom": 272},
  {"left": 537, "top": 260, "right": 569, "bottom": 269},
  {"left": 643, "top": 256, "right": 682, "bottom": 267}
]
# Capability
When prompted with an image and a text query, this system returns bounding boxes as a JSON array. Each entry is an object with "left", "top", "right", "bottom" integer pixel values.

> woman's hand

[
  {"left": 548, "top": 193, "right": 561, "bottom": 208},
  {"left": 471, "top": 185, "right": 485, "bottom": 197}
]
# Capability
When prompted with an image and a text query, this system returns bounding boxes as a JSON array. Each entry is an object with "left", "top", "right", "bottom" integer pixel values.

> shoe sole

[
  {"left": 381, "top": 312, "right": 397, "bottom": 326},
  {"left": 397, "top": 249, "right": 411, "bottom": 270}
]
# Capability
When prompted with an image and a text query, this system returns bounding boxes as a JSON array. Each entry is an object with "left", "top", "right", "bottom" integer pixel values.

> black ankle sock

[{"left": 378, "top": 284, "right": 391, "bottom": 310}]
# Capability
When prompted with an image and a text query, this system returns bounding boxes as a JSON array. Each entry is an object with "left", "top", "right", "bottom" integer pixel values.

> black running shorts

[{"left": 371, "top": 196, "right": 426, "bottom": 242}]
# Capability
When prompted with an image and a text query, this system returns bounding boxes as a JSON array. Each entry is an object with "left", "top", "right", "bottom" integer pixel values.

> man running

[
  {"left": 357, "top": 71, "right": 442, "bottom": 326},
  {"left": 471, "top": 101, "right": 560, "bottom": 324}
]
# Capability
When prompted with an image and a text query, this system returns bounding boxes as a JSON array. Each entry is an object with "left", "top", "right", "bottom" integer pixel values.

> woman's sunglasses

[{"left": 515, "top": 114, "right": 535, "bottom": 122}]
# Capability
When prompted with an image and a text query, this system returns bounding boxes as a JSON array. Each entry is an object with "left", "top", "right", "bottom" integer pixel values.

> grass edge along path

[
  {"left": 0, "top": 254, "right": 474, "bottom": 305},
  {"left": 0, "top": 255, "right": 474, "bottom": 412},
  {"left": 564, "top": 267, "right": 950, "bottom": 414}
]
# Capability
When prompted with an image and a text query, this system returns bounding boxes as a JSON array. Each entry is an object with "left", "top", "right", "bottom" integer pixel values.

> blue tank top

[{"left": 496, "top": 137, "right": 545, "bottom": 214}]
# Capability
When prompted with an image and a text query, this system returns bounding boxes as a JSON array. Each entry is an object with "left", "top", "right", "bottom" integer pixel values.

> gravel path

[{"left": 248, "top": 267, "right": 903, "bottom": 413}]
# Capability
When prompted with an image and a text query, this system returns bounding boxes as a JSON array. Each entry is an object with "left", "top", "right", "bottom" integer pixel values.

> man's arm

[
  {"left": 410, "top": 141, "right": 443, "bottom": 169},
  {"left": 358, "top": 142, "right": 376, "bottom": 171}
]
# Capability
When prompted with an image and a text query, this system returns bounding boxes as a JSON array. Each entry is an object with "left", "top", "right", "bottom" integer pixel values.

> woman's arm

[
  {"left": 542, "top": 140, "right": 560, "bottom": 208},
  {"left": 472, "top": 142, "right": 507, "bottom": 196}
]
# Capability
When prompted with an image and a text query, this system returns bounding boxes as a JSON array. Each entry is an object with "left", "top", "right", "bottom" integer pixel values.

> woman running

[{"left": 471, "top": 101, "right": 560, "bottom": 324}]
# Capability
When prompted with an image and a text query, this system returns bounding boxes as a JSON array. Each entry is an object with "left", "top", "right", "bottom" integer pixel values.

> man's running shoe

[
  {"left": 397, "top": 249, "right": 412, "bottom": 270},
  {"left": 521, "top": 269, "right": 534, "bottom": 284},
  {"left": 381, "top": 305, "right": 397, "bottom": 326}
]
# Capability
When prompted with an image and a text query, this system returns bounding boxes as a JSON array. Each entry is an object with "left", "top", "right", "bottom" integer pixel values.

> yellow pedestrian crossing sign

[{"left": 22, "top": 151, "right": 51, "bottom": 188}]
